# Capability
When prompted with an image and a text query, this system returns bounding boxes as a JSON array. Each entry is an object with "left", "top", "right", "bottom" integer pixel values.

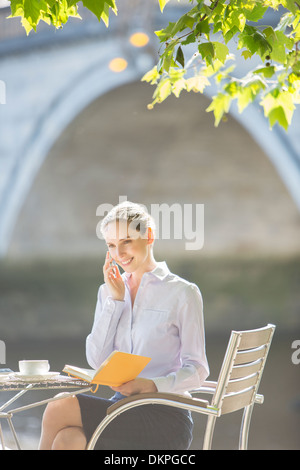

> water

[
  {"left": 0, "top": 257, "right": 299, "bottom": 449},
  {"left": 0, "top": 334, "right": 299, "bottom": 450}
]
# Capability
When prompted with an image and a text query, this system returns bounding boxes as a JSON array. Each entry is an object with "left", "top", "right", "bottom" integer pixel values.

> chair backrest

[{"left": 211, "top": 324, "right": 276, "bottom": 415}]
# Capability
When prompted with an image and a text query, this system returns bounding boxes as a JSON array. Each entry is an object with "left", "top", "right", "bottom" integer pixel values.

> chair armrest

[
  {"left": 190, "top": 381, "right": 217, "bottom": 395},
  {"left": 201, "top": 380, "right": 217, "bottom": 389},
  {"left": 107, "top": 392, "right": 209, "bottom": 416}
]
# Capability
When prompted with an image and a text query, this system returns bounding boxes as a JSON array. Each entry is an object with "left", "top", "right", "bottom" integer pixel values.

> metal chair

[{"left": 86, "top": 324, "right": 276, "bottom": 450}]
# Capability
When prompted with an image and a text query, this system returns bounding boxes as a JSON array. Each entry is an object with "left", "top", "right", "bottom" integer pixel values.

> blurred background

[{"left": 0, "top": 0, "right": 299, "bottom": 450}]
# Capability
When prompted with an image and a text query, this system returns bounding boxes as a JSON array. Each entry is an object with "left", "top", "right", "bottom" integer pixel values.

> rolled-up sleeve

[{"left": 86, "top": 285, "right": 125, "bottom": 369}]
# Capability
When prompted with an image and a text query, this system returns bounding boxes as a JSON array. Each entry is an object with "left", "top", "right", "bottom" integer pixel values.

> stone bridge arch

[
  {"left": 0, "top": 5, "right": 300, "bottom": 257},
  {"left": 7, "top": 79, "right": 300, "bottom": 258}
]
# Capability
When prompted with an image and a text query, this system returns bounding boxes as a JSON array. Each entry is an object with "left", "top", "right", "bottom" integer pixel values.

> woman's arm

[
  {"left": 86, "top": 253, "right": 126, "bottom": 369},
  {"left": 86, "top": 288, "right": 125, "bottom": 369},
  {"left": 111, "top": 377, "right": 158, "bottom": 396},
  {"left": 150, "top": 284, "right": 209, "bottom": 394}
]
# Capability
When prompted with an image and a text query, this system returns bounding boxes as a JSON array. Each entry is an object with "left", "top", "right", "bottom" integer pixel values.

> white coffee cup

[{"left": 19, "top": 360, "right": 50, "bottom": 376}]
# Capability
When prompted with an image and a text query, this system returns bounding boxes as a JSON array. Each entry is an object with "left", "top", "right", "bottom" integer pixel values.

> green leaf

[
  {"left": 27, "top": 0, "right": 46, "bottom": 27},
  {"left": 99, "top": 1, "right": 114, "bottom": 27},
  {"left": 224, "top": 10, "right": 246, "bottom": 33},
  {"left": 155, "top": 22, "right": 176, "bottom": 42},
  {"left": 158, "top": 0, "right": 171, "bottom": 12},
  {"left": 153, "top": 77, "right": 172, "bottom": 103},
  {"left": 195, "top": 17, "right": 210, "bottom": 38},
  {"left": 212, "top": 42, "right": 229, "bottom": 64},
  {"left": 233, "top": 75, "right": 266, "bottom": 113},
  {"left": 81, "top": 0, "right": 116, "bottom": 24},
  {"left": 224, "top": 25, "right": 239, "bottom": 43},
  {"left": 156, "top": 13, "right": 195, "bottom": 43},
  {"left": 268, "top": 106, "right": 289, "bottom": 129},
  {"left": 263, "top": 26, "right": 277, "bottom": 43},
  {"left": 213, "top": 20, "right": 223, "bottom": 35},
  {"left": 175, "top": 46, "right": 185, "bottom": 67},
  {"left": 160, "top": 40, "right": 179, "bottom": 72},
  {"left": 238, "top": 26, "right": 272, "bottom": 59},
  {"left": 172, "top": 13, "right": 195, "bottom": 35},
  {"left": 181, "top": 32, "right": 196, "bottom": 46},
  {"left": 48, "top": 0, "right": 81, "bottom": 28},
  {"left": 263, "top": 0, "right": 282, "bottom": 9},
  {"left": 263, "top": 27, "right": 294, "bottom": 64},
  {"left": 214, "top": 63, "right": 236, "bottom": 83},
  {"left": 198, "top": 42, "right": 215, "bottom": 66},
  {"left": 202, "top": 59, "right": 228, "bottom": 78},
  {"left": 170, "top": 14, "right": 190, "bottom": 36},
  {"left": 243, "top": 4, "right": 268, "bottom": 22},
  {"left": 21, "top": 15, "right": 34, "bottom": 34},
  {"left": 276, "top": 11, "right": 294, "bottom": 33},
  {"left": 9, "top": 0, "right": 24, "bottom": 17},
  {"left": 172, "top": 78, "right": 186, "bottom": 98},
  {"left": 292, "top": 60, "right": 300, "bottom": 73},
  {"left": 67, "top": 0, "right": 78, "bottom": 6},
  {"left": 186, "top": 74, "right": 210, "bottom": 93},
  {"left": 169, "top": 68, "right": 186, "bottom": 82},
  {"left": 224, "top": 80, "right": 240, "bottom": 97},
  {"left": 253, "top": 65, "right": 276, "bottom": 78},
  {"left": 241, "top": 50, "right": 253, "bottom": 60},
  {"left": 270, "top": 42, "right": 285, "bottom": 63},
  {"left": 10, "top": 0, "right": 48, "bottom": 33},
  {"left": 142, "top": 66, "right": 160, "bottom": 85},
  {"left": 206, "top": 93, "right": 232, "bottom": 126},
  {"left": 288, "top": 72, "right": 300, "bottom": 84},
  {"left": 237, "top": 86, "right": 256, "bottom": 113},
  {"left": 281, "top": 0, "right": 298, "bottom": 14},
  {"left": 238, "top": 32, "right": 257, "bottom": 54},
  {"left": 260, "top": 89, "right": 295, "bottom": 129}
]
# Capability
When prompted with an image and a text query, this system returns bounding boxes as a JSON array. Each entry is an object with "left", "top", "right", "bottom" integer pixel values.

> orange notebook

[{"left": 63, "top": 351, "right": 151, "bottom": 387}]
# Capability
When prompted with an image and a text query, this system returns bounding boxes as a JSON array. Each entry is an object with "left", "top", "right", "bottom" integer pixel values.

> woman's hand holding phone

[{"left": 103, "top": 251, "right": 125, "bottom": 301}]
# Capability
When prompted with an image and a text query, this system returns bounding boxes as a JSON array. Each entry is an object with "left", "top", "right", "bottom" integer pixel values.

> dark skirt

[{"left": 77, "top": 392, "right": 194, "bottom": 450}]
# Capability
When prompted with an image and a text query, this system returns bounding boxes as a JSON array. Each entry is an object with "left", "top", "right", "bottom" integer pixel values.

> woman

[{"left": 39, "top": 201, "right": 209, "bottom": 450}]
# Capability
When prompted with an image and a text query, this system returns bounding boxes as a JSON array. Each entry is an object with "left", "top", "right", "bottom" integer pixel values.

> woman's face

[{"left": 104, "top": 219, "right": 152, "bottom": 273}]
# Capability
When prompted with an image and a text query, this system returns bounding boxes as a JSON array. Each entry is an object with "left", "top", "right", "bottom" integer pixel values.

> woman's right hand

[{"left": 103, "top": 251, "right": 125, "bottom": 301}]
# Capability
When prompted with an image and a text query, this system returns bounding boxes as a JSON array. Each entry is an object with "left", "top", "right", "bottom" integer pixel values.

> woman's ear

[{"left": 147, "top": 227, "right": 155, "bottom": 245}]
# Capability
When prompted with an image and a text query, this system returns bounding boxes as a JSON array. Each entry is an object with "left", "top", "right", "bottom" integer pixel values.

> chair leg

[
  {"left": 203, "top": 415, "right": 217, "bottom": 450},
  {"left": 239, "top": 404, "right": 254, "bottom": 450},
  {"left": 7, "top": 416, "right": 21, "bottom": 450},
  {"left": 0, "top": 422, "right": 5, "bottom": 450}
]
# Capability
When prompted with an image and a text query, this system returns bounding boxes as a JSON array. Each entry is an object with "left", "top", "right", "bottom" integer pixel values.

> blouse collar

[{"left": 123, "top": 261, "right": 170, "bottom": 282}]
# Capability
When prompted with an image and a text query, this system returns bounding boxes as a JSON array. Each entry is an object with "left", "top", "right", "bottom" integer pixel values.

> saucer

[
  {"left": 0, "top": 373, "right": 13, "bottom": 382},
  {"left": 12, "top": 372, "right": 60, "bottom": 382}
]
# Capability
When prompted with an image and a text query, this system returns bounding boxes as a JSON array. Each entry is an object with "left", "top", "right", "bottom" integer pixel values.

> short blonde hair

[{"left": 100, "top": 201, "right": 156, "bottom": 239}]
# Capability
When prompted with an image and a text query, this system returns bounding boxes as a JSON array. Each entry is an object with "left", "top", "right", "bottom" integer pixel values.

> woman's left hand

[{"left": 111, "top": 378, "right": 157, "bottom": 396}]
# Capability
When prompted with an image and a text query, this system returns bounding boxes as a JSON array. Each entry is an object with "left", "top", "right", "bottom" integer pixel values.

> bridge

[{"left": 0, "top": 1, "right": 299, "bottom": 258}]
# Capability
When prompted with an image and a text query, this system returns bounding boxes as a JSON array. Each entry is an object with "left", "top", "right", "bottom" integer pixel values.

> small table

[{"left": 0, "top": 374, "right": 91, "bottom": 450}]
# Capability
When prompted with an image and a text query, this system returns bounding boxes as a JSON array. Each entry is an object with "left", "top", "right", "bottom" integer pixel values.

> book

[{"left": 63, "top": 351, "right": 151, "bottom": 387}]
